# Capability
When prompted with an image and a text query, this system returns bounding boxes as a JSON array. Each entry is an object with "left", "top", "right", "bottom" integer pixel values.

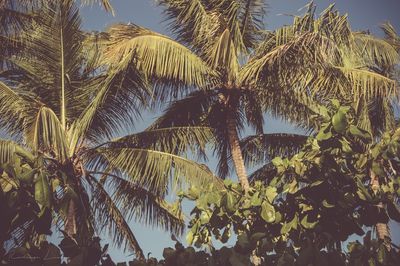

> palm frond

[
  {"left": 87, "top": 174, "right": 145, "bottom": 259},
  {"left": 240, "top": 133, "right": 308, "bottom": 167},
  {"left": 249, "top": 162, "right": 276, "bottom": 183},
  {"left": 207, "top": 28, "right": 239, "bottom": 81},
  {"left": 381, "top": 23, "right": 400, "bottom": 52},
  {"left": 241, "top": 89, "right": 264, "bottom": 134},
  {"left": 3, "top": 0, "right": 86, "bottom": 124},
  {"left": 108, "top": 126, "right": 214, "bottom": 160},
  {"left": 90, "top": 172, "right": 184, "bottom": 235},
  {"left": 338, "top": 67, "right": 397, "bottom": 101},
  {"left": 101, "top": 23, "right": 217, "bottom": 98},
  {"left": 240, "top": 32, "right": 343, "bottom": 88},
  {"left": 238, "top": 0, "right": 266, "bottom": 50},
  {"left": 68, "top": 71, "right": 148, "bottom": 151},
  {"left": 81, "top": 0, "right": 114, "bottom": 15},
  {"left": 86, "top": 147, "right": 222, "bottom": 197},
  {"left": 0, "top": 139, "right": 33, "bottom": 164},
  {"left": 149, "top": 90, "right": 219, "bottom": 129},
  {"left": 25, "top": 106, "right": 68, "bottom": 161},
  {"left": 352, "top": 32, "right": 399, "bottom": 71},
  {"left": 0, "top": 80, "right": 37, "bottom": 138},
  {"left": 157, "top": 0, "right": 220, "bottom": 52}
]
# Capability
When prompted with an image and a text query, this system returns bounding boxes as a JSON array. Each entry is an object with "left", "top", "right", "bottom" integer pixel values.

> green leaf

[
  {"left": 316, "top": 126, "right": 333, "bottom": 141},
  {"left": 301, "top": 215, "right": 318, "bottom": 229},
  {"left": 223, "top": 179, "right": 233, "bottom": 188},
  {"left": 200, "top": 211, "right": 211, "bottom": 225},
  {"left": 310, "top": 180, "right": 324, "bottom": 187},
  {"left": 332, "top": 110, "right": 348, "bottom": 133},
  {"left": 349, "top": 125, "right": 371, "bottom": 140},
  {"left": 236, "top": 233, "right": 250, "bottom": 249},
  {"left": 223, "top": 192, "right": 236, "bottom": 213},
  {"left": 34, "top": 172, "right": 51, "bottom": 208},
  {"left": 340, "top": 139, "right": 352, "bottom": 153},
  {"left": 186, "top": 231, "right": 194, "bottom": 245},
  {"left": 265, "top": 186, "right": 278, "bottom": 203},
  {"left": 251, "top": 192, "right": 262, "bottom": 207},
  {"left": 261, "top": 201, "right": 275, "bottom": 223}
]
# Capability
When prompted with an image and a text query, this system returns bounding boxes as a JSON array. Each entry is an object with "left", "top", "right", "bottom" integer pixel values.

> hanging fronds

[
  {"left": 87, "top": 147, "right": 222, "bottom": 197},
  {"left": 91, "top": 172, "right": 184, "bottom": 235},
  {"left": 88, "top": 174, "right": 145, "bottom": 259},
  {"left": 25, "top": 106, "right": 67, "bottom": 161}
]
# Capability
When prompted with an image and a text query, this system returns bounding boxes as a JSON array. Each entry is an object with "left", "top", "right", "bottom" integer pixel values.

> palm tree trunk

[
  {"left": 370, "top": 170, "right": 391, "bottom": 250},
  {"left": 65, "top": 199, "right": 77, "bottom": 237},
  {"left": 227, "top": 113, "right": 250, "bottom": 192}
]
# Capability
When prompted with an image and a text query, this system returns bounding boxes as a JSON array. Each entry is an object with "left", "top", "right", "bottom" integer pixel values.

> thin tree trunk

[
  {"left": 65, "top": 199, "right": 77, "bottom": 238},
  {"left": 60, "top": 11, "right": 66, "bottom": 129},
  {"left": 370, "top": 170, "right": 391, "bottom": 250},
  {"left": 227, "top": 113, "right": 250, "bottom": 192}
]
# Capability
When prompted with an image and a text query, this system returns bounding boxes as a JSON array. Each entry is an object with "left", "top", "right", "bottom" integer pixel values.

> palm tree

[
  {"left": 101, "top": 1, "right": 397, "bottom": 192},
  {"left": 0, "top": 0, "right": 220, "bottom": 259},
  {"left": 243, "top": 5, "right": 400, "bottom": 250}
]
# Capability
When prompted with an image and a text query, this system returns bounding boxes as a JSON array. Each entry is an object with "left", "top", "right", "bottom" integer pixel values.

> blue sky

[{"left": 78, "top": 0, "right": 400, "bottom": 262}]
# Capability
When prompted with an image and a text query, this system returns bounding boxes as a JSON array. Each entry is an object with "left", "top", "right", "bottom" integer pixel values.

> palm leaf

[
  {"left": 101, "top": 23, "right": 217, "bottom": 98},
  {"left": 3, "top": 0, "right": 86, "bottom": 125},
  {"left": 0, "top": 139, "right": 34, "bottom": 164},
  {"left": 249, "top": 162, "right": 276, "bottom": 183},
  {"left": 0, "top": 80, "right": 37, "bottom": 138},
  {"left": 25, "top": 106, "right": 68, "bottom": 161},
  {"left": 157, "top": 0, "right": 220, "bottom": 52},
  {"left": 149, "top": 90, "right": 219, "bottom": 129},
  {"left": 87, "top": 174, "right": 145, "bottom": 259},
  {"left": 81, "top": 0, "right": 114, "bottom": 15},
  {"left": 108, "top": 126, "right": 214, "bottom": 160},
  {"left": 90, "top": 171, "right": 184, "bottom": 235},
  {"left": 86, "top": 146, "right": 222, "bottom": 197},
  {"left": 240, "top": 133, "right": 308, "bottom": 167},
  {"left": 238, "top": 0, "right": 266, "bottom": 51},
  {"left": 352, "top": 33, "right": 399, "bottom": 70}
]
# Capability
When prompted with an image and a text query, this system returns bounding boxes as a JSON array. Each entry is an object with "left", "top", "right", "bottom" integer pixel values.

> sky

[{"left": 78, "top": 0, "right": 400, "bottom": 262}]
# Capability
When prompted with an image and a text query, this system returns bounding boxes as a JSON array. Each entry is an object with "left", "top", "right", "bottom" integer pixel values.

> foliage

[
  {"left": 0, "top": 0, "right": 223, "bottom": 259},
  {"left": 173, "top": 102, "right": 400, "bottom": 265}
]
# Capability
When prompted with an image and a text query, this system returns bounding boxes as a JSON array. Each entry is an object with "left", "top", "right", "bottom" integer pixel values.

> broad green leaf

[
  {"left": 34, "top": 172, "right": 51, "bottom": 208},
  {"left": 265, "top": 186, "right": 278, "bottom": 203},
  {"left": 251, "top": 192, "right": 262, "bottom": 207},
  {"left": 261, "top": 201, "right": 275, "bottom": 223},
  {"left": 332, "top": 110, "right": 348, "bottom": 133},
  {"left": 223, "top": 192, "right": 236, "bottom": 213}
]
